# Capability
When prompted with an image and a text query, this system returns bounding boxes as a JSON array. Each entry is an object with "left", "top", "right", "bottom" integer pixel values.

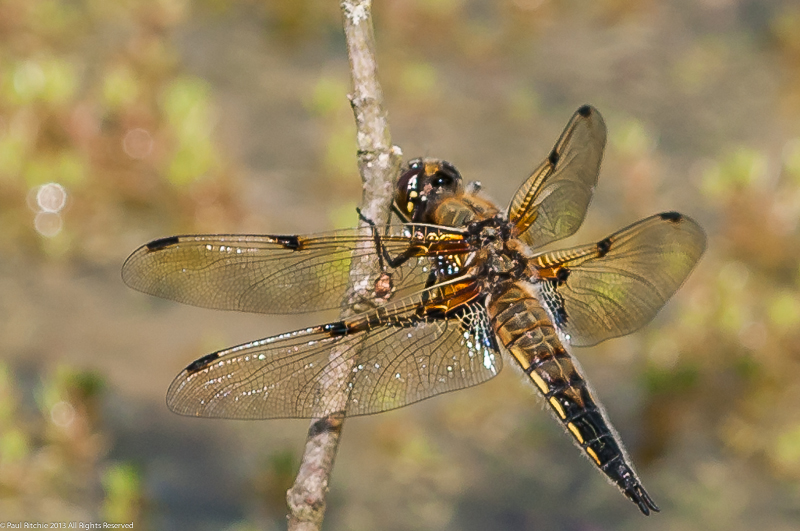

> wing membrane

[
  {"left": 122, "top": 225, "right": 473, "bottom": 314},
  {"left": 507, "top": 105, "right": 607, "bottom": 249},
  {"left": 530, "top": 212, "right": 706, "bottom": 346},
  {"left": 166, "top": 283, "right": 501, "bottom": 419}
]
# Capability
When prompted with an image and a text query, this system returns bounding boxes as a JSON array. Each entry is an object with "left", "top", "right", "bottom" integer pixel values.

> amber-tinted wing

[
  {"left": 507, "top": 105, "right": 607, "bottom": 249},
  {"left": 166, "top": 282, "right": 501, "bottom": 419},
  {"left": 122, "top": 225, "right": 473, "bottom": 314},
  {"left": 529, "top": 212, "right": 706, "bottom": 347}
]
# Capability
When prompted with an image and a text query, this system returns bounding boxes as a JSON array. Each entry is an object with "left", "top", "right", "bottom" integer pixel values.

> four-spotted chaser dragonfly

[{"left": 122, "top": 105, "right": 705, "bottom": 515}]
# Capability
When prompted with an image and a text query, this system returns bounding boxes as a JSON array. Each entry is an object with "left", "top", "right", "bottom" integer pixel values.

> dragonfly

[{"left": 122, "top": 105, "right": 705, "bottom": 515}]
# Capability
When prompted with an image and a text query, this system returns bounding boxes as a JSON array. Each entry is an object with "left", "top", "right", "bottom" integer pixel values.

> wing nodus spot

[
  {"left": 659, "top": 211, "right": 683, "bottom": 223},
  {"left": 275, "top": 235, "right": 302, "bottom": 250},
  {"left": 324, "top": 321, "right": 349, "bottom": 337},
  {"left": 146, "top": 236, "right": 180, "bottom": 252},
  {"left": 186, "top": 352, "right": 221, "bottom": 374},
  {"left": 596, "top": 237, "right": 612, "bottom": 257}
]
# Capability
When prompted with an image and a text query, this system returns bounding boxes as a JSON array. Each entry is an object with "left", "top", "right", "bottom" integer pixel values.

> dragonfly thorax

[{"left": 467, "top": 216, "right": 529, "bottom": 283}]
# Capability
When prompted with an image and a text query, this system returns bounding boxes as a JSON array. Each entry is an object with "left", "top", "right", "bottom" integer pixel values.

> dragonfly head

[{"left": 396, "top": 158, "right": 464, "bottom": 223}]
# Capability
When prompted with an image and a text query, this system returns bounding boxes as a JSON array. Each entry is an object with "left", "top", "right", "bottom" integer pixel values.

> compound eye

[
  {"left": 433, "top": 173, "right": 453, "bottom": 187},
  {"left": 396, "top": 160, "right": 425, "bottom": 215}
]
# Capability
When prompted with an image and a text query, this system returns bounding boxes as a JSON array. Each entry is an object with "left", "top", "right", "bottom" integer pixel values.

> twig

[{"left": 285, "top": 2, "right": 401, "bottom": 529}]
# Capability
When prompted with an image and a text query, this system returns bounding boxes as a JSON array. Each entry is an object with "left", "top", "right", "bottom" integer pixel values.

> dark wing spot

[
  {"left": 539, "top": 281, "right": 569, "bottom": 326},
  {"left": 421, "top": 307, "right": 447, "bottom": 320},
  {"left": 546, "top": 285, "right": 569, "bottom": 326},
  {"left": 548, "top": 149, "right": 560, "bottom": 166},
  {"left": 146, "top": 236, "right": 180, "bottom": 252},
  {"left": 185, "top": 352, "right": 221, "bottom": 374},
  {"left": 555, "top": 266, "right": 571, "bottom": 284},
  {"left": 659, "top": 211, "right": 683, "bottom": 223},
  {"left": 555, "top": 306, "right": 568, "bottom": 326},
  {"left": 275, "top": 235, "right": 302, "bottom": 250},
  {"left": 597, "top": 237, "right": 612, "bottom": 258},
  {"left": 324, "top": 321, "right": 349, "bottom": 337},
  {"left": 577, "top": 105, "right": 592, "bottom": 117}
]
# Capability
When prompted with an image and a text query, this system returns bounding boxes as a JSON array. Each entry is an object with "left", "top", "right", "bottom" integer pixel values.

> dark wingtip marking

[
  {"left": 185, "top": 352, "right": 221, "bottom": 374},
  {"left": 577, "top": 105, "right": 593, "bottom": 117},
  {"left": 659, "top": 211, "right": 683, "bottom": 223},
  {"left": 597, "top": 237, "right": 612, "bottom": 257},
  {"left": 548, "top": 149, "right": 560, "bottom": 166},
  {"left": 146, "top": 236, "right": 180, "bottom": 252},
  {"left": 275, "top": 235, "right": 302, "bottom": 250}
]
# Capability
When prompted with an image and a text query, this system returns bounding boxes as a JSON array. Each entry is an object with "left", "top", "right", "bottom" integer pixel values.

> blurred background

[{"left": 2, "top": 0, "right": 800, "bottom": 529}]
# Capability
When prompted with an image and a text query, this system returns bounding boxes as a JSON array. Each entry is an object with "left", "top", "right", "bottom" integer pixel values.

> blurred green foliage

[
  {"left": 102, "top": 463, "right": 142, "bottom": 523},
  {"left": 0, "top": 0, "right": 238, "bottom": 260},
  {"left": 0, "top": 362, "right": 141, "bottom": 522}
]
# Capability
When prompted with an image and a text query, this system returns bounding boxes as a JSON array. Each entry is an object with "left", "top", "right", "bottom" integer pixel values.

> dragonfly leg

[{"left": 356, "top": 207, "right": 414, "bottom": 270}]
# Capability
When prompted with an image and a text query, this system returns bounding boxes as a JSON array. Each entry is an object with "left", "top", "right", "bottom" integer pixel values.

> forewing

[
  {"left": 530, "top": 212, "right": 706, "bottom": 347},
  {"left": 166, "top": 287, "right": 501, "bottom": 419},
  {"left": 122, "top": 226, "right": 471, "bottom": 314},
  {"left": 507, "top": 105, "right": 607, "bottom": 249}
]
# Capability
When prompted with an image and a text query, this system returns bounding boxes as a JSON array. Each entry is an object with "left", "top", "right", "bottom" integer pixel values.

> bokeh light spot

[
  {"left": 122, "top": 128, "right": 154, "bottom": 159},
  {"left": 36, "top": 182, "right": 67, "bottom": 213},
  {"left": 34, "top": 211, "right": 63, "bottom": 237},
  {"left": 50, "top": 400, "right": 75, "bottom": 428}
]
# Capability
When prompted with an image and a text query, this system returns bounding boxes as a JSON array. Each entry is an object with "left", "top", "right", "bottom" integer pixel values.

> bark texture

[{"left": 286, "top": 2, "right": 401, "bottom": 529}]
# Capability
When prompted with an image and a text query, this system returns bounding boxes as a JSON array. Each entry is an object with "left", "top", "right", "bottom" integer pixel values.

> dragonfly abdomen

[{"left": 487, "top": 281, "right": 659, "bottom": 515}]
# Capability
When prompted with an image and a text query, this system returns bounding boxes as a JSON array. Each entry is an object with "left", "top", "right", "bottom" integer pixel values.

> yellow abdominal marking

[
  {"left": 529, "top": 371, "right": 549, "bottom": 394},
  {"left": 567, "top": 422, "right": 584, "bottom": 443},
  {"left": 586, "top": 447, "right": 601, "bottom": 465},
  {"left": 510, "top": 351, "right": 531, "bottom": 372},
  {"left": 406, "top": 202, "right": 414, "bottom": 213},
  {"left": 549, "top": 397, "right": 566, "bottom": 419},
  {"left": 409, "top": 190, "right": 418, "bottom": 198}
]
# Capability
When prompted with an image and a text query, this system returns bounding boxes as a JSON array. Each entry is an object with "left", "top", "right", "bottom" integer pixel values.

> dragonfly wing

[
  {"left": 122, "top": 225, "right": 472, "bottom": 314},
  {"left": 507, "top": 105, "right": 607, "bottom": 249},
  {"left": 530, "top": 212, "right": 706, "bottom": 346},
  {"left": 166, "top": 282, "right": 501, "bottom": 419}
]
